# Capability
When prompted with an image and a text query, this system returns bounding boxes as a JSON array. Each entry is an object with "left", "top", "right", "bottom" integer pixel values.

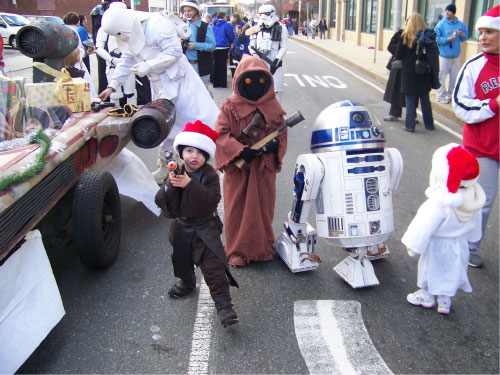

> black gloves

[
  {"left": 270, "top": 59, "right": 280, "bottom": 75},
  {"left": 239, "top": 147, "right": 260, "bottom": 163}
]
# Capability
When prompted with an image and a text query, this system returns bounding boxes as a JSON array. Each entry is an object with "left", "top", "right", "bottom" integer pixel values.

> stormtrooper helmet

[
  {"left": 258, "top": 4, "right": 279, "bottom": 28},
  {"left": 101, "top": 8, "right": 150, "bottom": 55}
]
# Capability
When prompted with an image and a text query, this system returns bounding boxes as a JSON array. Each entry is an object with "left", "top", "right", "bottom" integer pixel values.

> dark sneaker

[
  {"left": 218, "top": 308, "right": 239, "bottom": 328},
  {"left": 383, "top": 115, "right": 399, "bottom": 121},
  {"left": 468, "top": 253, "right": 483, "bottom": 268},
  {"left": 168, "top": 279, "right": 196, "bottom": 298}
]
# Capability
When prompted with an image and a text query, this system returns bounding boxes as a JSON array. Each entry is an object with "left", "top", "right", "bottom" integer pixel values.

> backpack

[{"left": 415, "top": 30, "right": 433, "bottom": 75}]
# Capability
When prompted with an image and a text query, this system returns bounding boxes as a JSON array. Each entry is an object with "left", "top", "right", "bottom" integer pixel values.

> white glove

[
  {"left": 131, "top": 61, "right": 151, "bottom": 77},
  {"left": 407, "top": 248, "right": 418, "bottom": 257}
]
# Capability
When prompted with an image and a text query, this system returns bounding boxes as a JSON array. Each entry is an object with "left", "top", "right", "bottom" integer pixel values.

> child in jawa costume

[
  {"left": 402, "top": 143, "right": 485, "bottom": 314},
  {"left": 214, "top": 55, "right": 287, "bottom": 266},
  {"left": 155, "top": 120, "right": 239, "bottom": 327}
]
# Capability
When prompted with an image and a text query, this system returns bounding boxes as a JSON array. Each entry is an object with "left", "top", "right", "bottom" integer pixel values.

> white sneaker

[
  {"left": 437, "top": 296, "right": 451, "bottom": 314},
  {"left": 407, "top": 289, "right": 435, "bottom": 308},
  {"left": 437, "top": 97, "right": 450, "bottom": 104}
]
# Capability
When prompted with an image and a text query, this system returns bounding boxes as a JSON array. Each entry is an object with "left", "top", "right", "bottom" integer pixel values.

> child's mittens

[{"left": 407, "top": 248, "right": 418, "bottom": 257}]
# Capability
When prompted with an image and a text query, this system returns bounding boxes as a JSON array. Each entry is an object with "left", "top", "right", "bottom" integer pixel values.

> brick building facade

[{"left": 0, "top": 0, "right": 148, "bottom": 21}]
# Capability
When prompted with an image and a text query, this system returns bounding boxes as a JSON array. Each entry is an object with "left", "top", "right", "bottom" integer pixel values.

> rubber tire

[
  {"left": 9, "top": 36, "right": 16, "bottom": 49},
  {"left": 72, "top": 170, "right": 121, "bottom": 269}
]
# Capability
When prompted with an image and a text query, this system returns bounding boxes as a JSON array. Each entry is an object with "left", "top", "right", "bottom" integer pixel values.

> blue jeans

[
  {"left": 405, "top": 92, "right": 433, "bottom": 130},
  {"left": 288, "top": 26, "right": 294, "bottom": 36},
  {"left": 469, "top": 157, "right": 499, "bottom": 254}
]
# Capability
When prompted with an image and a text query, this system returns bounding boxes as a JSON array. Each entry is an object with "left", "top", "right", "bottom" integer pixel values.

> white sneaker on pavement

[
  {"left": 437, "top": 296, "right": 451, "bottom": 314},
  {"left": 407, "top": 289, "right": 435, "bottom": 308}
]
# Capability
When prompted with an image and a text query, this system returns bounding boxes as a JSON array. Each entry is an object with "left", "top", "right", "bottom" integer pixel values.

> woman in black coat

[
  {"left": 395, "top": 13, "right": 440, "bottom": 132},
  {"left": 383, "top": 29, "right": 406, "bottom": 121}
]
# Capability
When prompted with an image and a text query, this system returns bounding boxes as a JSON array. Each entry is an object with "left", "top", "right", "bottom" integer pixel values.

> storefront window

[
  {"left": 345, "top": 0, "right": 356, "bottom": 31},
  {"left": 418, "top": 0, "right": 451, "bottom": 28},
  {"left": 362, "top": 0, "right": 378, "bottom": 33},
  {"left": 329, "top": 0, "right": 336, "bottom": 28}
]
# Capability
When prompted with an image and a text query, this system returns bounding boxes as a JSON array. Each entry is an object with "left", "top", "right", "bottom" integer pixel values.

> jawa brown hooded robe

[{"left": 215, "top": 55, "right": 287, "bottom": 266}]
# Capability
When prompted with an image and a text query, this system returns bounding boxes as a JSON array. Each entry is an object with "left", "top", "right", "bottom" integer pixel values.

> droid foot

[{"left": 334, "top": 256, "right": 379, "bottom": 288}]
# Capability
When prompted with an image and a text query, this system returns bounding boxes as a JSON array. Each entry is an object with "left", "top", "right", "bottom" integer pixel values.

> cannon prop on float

[
  {"left": 16, "top": 22, "right": 79, "bottom": 83},
  {"left": 128, "top": 98, "right": 176, "bottom": 149}
]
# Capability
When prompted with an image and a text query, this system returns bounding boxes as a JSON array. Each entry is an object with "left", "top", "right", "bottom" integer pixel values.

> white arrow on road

[{"left": 294, "top": 300, "right": 393, "bottom": 375}]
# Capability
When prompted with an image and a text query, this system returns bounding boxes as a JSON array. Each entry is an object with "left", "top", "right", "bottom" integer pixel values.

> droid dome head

[{"left": 310, "top": 100, "right": 385, "bottom": 154}]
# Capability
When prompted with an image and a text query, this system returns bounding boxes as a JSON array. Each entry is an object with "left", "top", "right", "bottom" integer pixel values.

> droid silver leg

[{"left": 274, "top": 217, "right": 321, "bottom": 273}]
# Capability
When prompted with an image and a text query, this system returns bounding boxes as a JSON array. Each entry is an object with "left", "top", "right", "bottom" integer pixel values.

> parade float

[{"left": 0, "top": 21, "right": 174, "bottom": 373}]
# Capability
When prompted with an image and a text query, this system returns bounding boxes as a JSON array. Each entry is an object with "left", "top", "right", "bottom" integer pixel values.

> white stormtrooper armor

[
  {"left": 95, "top": 27, "right": 137, "bottom": 105},
  {"left": 249, "top": 4, "right": 288, "bottom": 101},
  {"left": 101, "top": 6, "right": 219, "bottom": 183},
  {"left": 273, "top": 101, "right": 404, "bottom": 288}
]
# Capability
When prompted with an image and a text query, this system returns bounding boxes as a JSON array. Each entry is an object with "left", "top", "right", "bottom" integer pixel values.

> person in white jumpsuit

[
  {"left": 95, "top": 3, "right": 137, "bottom": 106},
  {"left": 98, "top": 7, "right": 219, "bottom": 183},
  {"left": 402, "top": 143, "right": 485, "bottom": 315},
  {"left": 248, "top": 4, "right": 287, "bottom": 102}
]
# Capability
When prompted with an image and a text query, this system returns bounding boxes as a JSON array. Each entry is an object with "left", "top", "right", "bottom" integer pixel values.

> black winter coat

[
  {"left": 383, "top": 29, "right": 405, "bottom": 107},
  {"left": 396, "top": 28, "right": 440, "bottom": 95}
]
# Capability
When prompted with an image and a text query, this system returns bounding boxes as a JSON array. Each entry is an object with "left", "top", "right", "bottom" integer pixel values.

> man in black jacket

[{"left": 181, "top": 0, "right": 216, "bottom": 97}]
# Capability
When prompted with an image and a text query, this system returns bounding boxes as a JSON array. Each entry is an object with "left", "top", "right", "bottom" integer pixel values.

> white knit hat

[
  {"left": 173, "top": 120, "right": 218, "bottom": 161},
  {"left": 476, "top": 5, "right": 500, "bottom": 31}
]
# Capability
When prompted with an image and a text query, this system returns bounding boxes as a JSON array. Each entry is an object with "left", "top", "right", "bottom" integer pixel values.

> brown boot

[
  {"left": 168, "top": 279, "right": 196, "bottom": 298},
  {"left": 213, "top": 293, "right": 238, "bottom": 327},
  {"left": 218, "top": 308, "right": 238, "bottom": 327}
]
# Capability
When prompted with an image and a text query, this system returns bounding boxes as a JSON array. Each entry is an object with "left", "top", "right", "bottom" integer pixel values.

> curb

[{"left": 290, "top": 36, "right": 460, "bottom": 124}]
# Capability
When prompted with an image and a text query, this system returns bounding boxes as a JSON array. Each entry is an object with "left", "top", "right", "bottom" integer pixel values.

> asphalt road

[{"left": 12, "top": 40, "right": 499, "bottom": 374}]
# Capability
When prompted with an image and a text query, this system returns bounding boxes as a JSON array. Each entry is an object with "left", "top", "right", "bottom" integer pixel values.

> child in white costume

[{"left": 402, "top": 143, "right": 485, "bottom": 314}]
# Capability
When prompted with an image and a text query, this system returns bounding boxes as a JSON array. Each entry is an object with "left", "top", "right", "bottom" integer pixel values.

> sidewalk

[{"left": 290, "top": 34, "right": 458, "bottom": 123}]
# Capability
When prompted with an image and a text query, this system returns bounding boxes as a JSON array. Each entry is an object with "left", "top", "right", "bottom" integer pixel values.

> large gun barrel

[
  {"left": 16, "top": 22, "right": 79, "bottom": 83},
  {"left": 128, "top": 99, "right": 176, "bottom": 149}
]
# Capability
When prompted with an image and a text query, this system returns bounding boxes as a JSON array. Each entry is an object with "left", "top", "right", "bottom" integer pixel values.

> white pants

[{"left": 437, "top": 56, "right": 460, "bottom": 100}]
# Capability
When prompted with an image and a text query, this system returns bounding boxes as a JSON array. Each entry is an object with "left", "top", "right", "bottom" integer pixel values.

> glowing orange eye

[
  {"left": 259, "top": 77, "right": 265, "bottom": 83},
  {"left": 245, "top": 78, "right": 251, "bottom": 84}
]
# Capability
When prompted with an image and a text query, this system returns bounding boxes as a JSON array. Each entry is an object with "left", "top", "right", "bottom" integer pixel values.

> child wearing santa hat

[
  {"left": 452, "top": 4, "right": 499, "bottom": 268},
  {"left": 402, "top": 143, "right": 485, "bottom": 314},
  {"left": 155, "top": 120, "right": 239, "bottom": 327}
]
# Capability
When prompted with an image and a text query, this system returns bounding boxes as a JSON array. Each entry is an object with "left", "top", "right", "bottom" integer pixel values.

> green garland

[{"left": 0, "top": 130, "right": 51, "bottom": 191}]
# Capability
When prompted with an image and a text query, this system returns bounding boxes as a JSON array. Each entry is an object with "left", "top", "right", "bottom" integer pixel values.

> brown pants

[{"left": 186, "top": 233, "right": 230, "bottom": 297}]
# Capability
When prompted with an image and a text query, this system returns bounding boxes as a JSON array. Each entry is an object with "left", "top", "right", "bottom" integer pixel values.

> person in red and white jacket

[{"left": 452, "top": 5, "right": 499, "bottom": 268}]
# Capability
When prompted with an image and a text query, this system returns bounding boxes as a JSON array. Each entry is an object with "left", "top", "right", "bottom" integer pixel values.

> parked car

[
  {"left": 0, "top": 12, "right": 29, "bottom": 48},
  {"left": 25, "top": 15, "right": 64, "bottom": 25}
]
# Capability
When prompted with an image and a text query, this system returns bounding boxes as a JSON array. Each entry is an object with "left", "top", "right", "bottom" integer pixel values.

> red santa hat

[
  {"left": 173, "top": 120, "right": 218, "bottom": 161},
  {"left": 476, "top": 5, "right": 500, "bottom": 31},
  {"left": 431, "top": 143, "right": 480, "bottom": 194}
]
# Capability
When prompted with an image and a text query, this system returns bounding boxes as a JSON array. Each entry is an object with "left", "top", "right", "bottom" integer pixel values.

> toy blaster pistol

[{"left": 165, "top": 151, "right": 180, "bottom": 175}]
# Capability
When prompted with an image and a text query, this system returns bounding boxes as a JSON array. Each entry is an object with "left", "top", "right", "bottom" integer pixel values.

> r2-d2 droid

[{"left": 273, "top": 101, "right": 403, "bottom": 288}]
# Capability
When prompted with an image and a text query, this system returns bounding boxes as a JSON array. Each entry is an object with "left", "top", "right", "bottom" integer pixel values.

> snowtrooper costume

[
  {"left": 101, "top": 7, "right": 219, "bottom": 183},
  {"left": 95, "top": 2, "right": 136, "bottom": 106},
  {"left": 249, "top": 4, "right": 287, "bottom": 102},
  {"left": 402, "top": 143, "right": 485, "bottom": 314}
]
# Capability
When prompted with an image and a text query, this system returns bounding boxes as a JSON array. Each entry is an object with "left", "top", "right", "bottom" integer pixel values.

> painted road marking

[
  {"left": 290, "top": 40, "right": 462, "bottom": 140},
  {"left": 187, "top": 172, "right": 226, "bottom": 374},
  {"left": 294, "top": 300, "right": 393, "bottom": 375}
]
